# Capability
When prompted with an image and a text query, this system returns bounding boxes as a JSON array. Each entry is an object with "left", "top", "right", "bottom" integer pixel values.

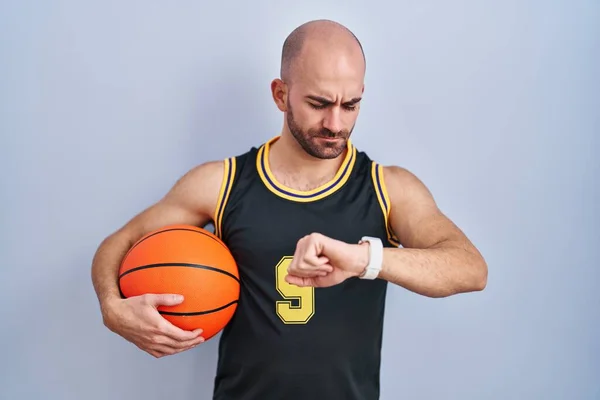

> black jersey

[{"left": 211, "top": 136, "right": 400, "bottom": 400}]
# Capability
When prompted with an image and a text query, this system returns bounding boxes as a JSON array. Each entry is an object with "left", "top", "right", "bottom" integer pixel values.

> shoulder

[
  {"left": 173, "top": 146, "right": 253, "bottom": 193},
  {"left": 177, "top": 141, "right": 261, "bottom": 191},
  {"left": 172, "top": 160, "right": 225, "bottom": 192},
  {"left": 382, "top": 165, "right": 424, "bottom": 189},
  {"left": 381, "top": 165, "right": 436, "bottom": 209},
  {"left": 161, "top": 160, "right": 227, "bottom": 219},
  {"left": 169, "top": 146, "right": 256, "bottom": 216}
]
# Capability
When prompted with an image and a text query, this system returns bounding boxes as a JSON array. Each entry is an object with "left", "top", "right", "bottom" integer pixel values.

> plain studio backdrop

[{"left": 1, "top": 1, "right": 598, "bottom": 399}]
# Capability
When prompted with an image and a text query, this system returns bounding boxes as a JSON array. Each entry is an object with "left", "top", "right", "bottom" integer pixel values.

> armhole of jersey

[
  {"left": 213, "top": 157, "right": 237, "bottom": 239},
  {"left": 371, "top": 161, "right": 401, "bottom": 247}
]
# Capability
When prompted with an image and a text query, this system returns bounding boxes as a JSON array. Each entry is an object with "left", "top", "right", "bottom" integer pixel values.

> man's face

[{"left": 284, "top": 49, "right": 365, "bottom": 159}]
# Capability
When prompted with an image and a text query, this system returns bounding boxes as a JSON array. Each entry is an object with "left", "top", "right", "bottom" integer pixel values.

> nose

[{"left": 322, "top": 107, "right": 342, "bottom": 133}]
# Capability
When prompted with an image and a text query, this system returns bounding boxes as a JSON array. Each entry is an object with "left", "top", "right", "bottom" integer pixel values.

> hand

[
  {"left": 285, "top": 233, "right": 369, "bottom": 288},
  {"left": 102, "top": 293, "right": 205, "bottom": 358}
]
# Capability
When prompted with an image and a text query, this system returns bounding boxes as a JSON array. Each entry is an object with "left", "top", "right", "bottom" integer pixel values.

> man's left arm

[{"left": 376, "top": 166, "right": 488, "bottom": 298}]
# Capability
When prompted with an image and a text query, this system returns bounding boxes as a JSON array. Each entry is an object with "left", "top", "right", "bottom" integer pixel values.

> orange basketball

[{"left": 118, "top": 224, "right": 239, "bottom": 340}]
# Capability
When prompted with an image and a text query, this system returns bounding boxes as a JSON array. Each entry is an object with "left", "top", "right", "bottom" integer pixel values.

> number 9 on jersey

[{"left": 275, "top": 256, "right": 315, "bottom": 324}]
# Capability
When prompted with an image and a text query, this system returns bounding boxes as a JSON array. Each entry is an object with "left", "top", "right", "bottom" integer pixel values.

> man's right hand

[
  {"left": 102, "top": 293, "right": 205, "bottom": 358},
  {"left": 91, "top": 161, "right": 223, "bottom": 357}
]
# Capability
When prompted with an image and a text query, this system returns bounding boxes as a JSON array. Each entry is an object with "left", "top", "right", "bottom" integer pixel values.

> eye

[{"left": 308, "top": 102, "right": 358, "bottom": 111}]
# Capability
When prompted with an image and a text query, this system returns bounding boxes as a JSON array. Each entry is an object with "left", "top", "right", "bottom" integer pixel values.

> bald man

[{"left": 92, "top": 19, "right": 487, "bottom": 400}]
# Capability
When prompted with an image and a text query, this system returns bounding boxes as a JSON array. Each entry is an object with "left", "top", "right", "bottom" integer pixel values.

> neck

[{"left": 268, "top": 132, "right": 347, "bottom": 191}]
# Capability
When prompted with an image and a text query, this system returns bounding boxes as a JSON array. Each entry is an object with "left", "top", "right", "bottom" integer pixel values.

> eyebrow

[{"left": 306, "top": 95, "right": 362, "bottom": 105}]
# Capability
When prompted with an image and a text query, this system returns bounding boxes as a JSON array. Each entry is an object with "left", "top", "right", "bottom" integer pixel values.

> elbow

[
  {"left": 424, "top": 256, "right": 488, "bottom": 299},
  {"left": 453, "top": 256, "right": 487, "bottom": 296},
  {"left": 471, "top": 257, "right": 488, "bottom": 292}
]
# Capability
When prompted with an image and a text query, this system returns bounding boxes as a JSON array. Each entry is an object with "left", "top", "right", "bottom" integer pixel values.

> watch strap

[{"left": 358, "top": 236, "right": 383, "bottom": 280}]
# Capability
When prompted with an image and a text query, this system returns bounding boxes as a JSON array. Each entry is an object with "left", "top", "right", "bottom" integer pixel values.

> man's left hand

[{"left": 285, "top": 233, "right": 369, "bottom": 287}]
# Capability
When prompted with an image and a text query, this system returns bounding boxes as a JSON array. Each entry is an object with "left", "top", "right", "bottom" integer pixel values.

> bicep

[
  {"left": 116, "top": 160, "right": 224, "bottom": 241},
  {"left": 384, "top": 166, "right": 466, "bottom": 249}
]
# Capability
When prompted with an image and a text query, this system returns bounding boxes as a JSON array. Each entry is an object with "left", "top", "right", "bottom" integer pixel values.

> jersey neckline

[{"left": 256, "top": 135, "right": 357, "bottom": 202}]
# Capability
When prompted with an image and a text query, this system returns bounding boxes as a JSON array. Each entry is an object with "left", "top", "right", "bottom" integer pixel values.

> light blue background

[{"left": 1, "top": 1, "right": 598, "bottom": 399}]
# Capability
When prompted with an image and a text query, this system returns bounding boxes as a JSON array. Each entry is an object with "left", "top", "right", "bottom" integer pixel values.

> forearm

[
  {"left": 91, "top": 232, "right": 134, "bottom": 314},
  {"left": 377, "top": 244, "right": 487, "bottom": 298}
]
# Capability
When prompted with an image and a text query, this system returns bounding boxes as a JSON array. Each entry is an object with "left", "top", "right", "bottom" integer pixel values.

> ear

[{"left": 271, "top": 79, "right": 288, "bottom": 112}]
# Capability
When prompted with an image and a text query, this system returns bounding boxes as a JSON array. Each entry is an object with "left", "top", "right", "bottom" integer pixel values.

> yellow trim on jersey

[
  {"left": 256, "top": 136, "right": 357, "bottom": 202},
  {"left": 213, "top": 157, "right": 236, "bottom": 238},
  {"left": 371, "top": 162, "right": 401, "bottom": 247}
]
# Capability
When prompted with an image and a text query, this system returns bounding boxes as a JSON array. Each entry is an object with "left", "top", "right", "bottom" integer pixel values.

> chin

[{"left": 306, "top": 137, "right": 347, "bottom": 159}]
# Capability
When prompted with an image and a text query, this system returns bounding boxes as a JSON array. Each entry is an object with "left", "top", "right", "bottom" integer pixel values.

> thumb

[
  {"left": 145, "top": 293, "right": 184, "bottom": 307},
  {"left": 285, "top": 275, "right": 310, "bottom": 287}
]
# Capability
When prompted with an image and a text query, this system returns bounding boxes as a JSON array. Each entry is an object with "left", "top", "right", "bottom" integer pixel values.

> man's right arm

[{"left": 91, "top": 160, "right": 224, "bottom": 357}]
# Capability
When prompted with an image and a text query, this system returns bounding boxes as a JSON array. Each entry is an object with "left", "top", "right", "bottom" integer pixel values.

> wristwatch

[{"left": 358, "top": 236, "right": 383, "bottom": 280}]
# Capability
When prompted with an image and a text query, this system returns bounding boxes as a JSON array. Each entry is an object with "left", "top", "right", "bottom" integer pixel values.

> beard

[{"left": 286, "top": 104, "right": 353, "bottom": 160}]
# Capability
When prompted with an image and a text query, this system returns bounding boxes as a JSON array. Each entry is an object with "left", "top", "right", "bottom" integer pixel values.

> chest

[{"left": 221, "top": 183, "right": 386, "bottom": 274}]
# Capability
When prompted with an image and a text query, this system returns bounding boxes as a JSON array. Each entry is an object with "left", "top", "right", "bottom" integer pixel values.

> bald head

[
  {"left": 280, "top": 20, "right": 366, "bottom": 84},
  {"left": 271, "top": 20, "right": 366, "bottom": 160}
]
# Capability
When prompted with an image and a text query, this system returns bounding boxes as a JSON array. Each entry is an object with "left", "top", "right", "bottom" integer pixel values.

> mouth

[{"left": 315, "top": 136, "right": 344, "bottom": 141}]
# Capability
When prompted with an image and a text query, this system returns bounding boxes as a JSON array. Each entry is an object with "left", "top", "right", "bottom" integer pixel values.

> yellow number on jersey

[{"left": 275, "top": 256, "right": 315, "bottom": 324}]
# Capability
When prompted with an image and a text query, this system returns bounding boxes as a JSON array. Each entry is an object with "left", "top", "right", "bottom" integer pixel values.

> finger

[
  {"left": 150, "top": 343, "right": 188, "bottom": 357},
  {"left": 306, "top": 255, "right": 332, "bottom": 271},
  {"left": 183, "top": 335, "right": 205, "bottom": 347},
  {"left": 285, "top": 275, "right": 314, "bottom": 287},
  {"left": 141, "top": 344, "right": 167, "bottom": 359},
  {"left": 158, "top": 319, "right": 204, "bottom": 342},
  {"left": 315, "top": 260, "right": 333, "bottom": 273},
  {"left": 289, "top": 262, "right": 332, "bottom": 278},
  {"left": 147, "top": 350, "right": 165, "bottom": 358},
  {"left": 298, "top": 250, "right": 332, "bottom": 271},
  {"left": 153, "top": 332, "right": 205, "bottom": 349},
  {"left": 289, "top": 269, "right": 323, "bottom": 278},
  {"left": 145, "top": 293, "right": 185, "bottom": 307},
  {"left": 289, "top": 254, "right": 329, "bottom": 271}
]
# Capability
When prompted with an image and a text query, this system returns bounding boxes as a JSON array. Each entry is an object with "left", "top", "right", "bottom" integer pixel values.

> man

[{"left": 92, "top": 19, "right": 487, "bottom": 400}]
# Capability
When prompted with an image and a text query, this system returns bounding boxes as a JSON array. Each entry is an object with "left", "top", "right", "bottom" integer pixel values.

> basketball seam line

[
  {"left": 118, "top": 262, "right": 240, "bottom": 284},
  {"left": 158, "top": 300, "right": 238, "bottom": 316}
]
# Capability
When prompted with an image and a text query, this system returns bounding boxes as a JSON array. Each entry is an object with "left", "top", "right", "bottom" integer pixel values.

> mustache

[{"left": 312, "top": 129, "right": 348, "bottom": 139}]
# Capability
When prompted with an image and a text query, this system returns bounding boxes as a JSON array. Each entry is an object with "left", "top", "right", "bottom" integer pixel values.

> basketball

[{"left": 118, "top": 224, "right": 240, "bottom": 340}]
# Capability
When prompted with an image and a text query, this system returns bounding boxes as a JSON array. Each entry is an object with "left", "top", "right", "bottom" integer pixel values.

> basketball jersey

[{"left": 211, "top": 136, "right": 400, "bottom": 400}]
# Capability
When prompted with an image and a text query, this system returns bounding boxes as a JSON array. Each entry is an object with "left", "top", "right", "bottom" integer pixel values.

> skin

[
  {"left": 91, "top": 20, "right": 487, "bottom": 359},
  {"left": 268, "top": 22, "right": 366, "bottom": 190},
  {"left": 284, "top": 168, "right": 488, "bottom": 296},
  {"left": 274, "top": 21, "right": 487, "bottom": 294},
  {"left": 91, "top": 161, "right": 223, "bottom": 357}
]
